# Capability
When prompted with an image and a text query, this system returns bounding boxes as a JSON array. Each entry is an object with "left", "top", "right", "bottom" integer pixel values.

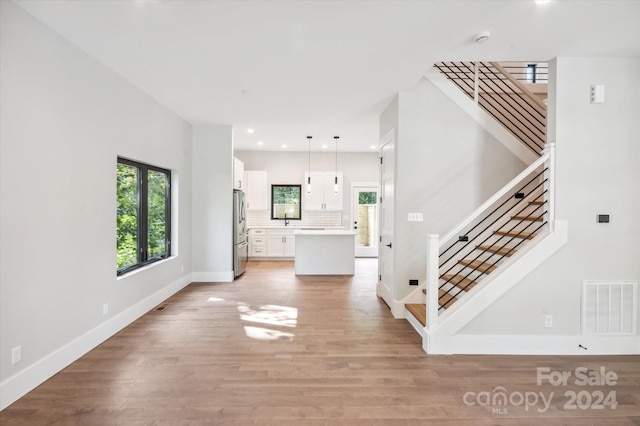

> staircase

[
  {"left": 404, "top": 61, "right": 556, "bottom": 346},
  {"left": 406, "top": 177, "right": 549, "bottom": 326},
  {"left": 434, "top": 61, "right": 547, "bottom": 156}
]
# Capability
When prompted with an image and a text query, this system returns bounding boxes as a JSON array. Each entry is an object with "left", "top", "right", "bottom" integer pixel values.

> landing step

[
  {"left": 440, "top": 274, "right": 477, "bottom": 291},
  {"left": 494, "top": 230, "right": 536, "bottom": 240},
  {"left": 458, "top": 259, "right": 497, "bottom": 274},
  {"left": 512, "top": 215, "right": 544, "bottom": 222},
  {"left": 477, "top": 245, "right": 517, "bottom": 257},
  {"left": 405, "top": 303, "right": 426, "bottom": 326}
]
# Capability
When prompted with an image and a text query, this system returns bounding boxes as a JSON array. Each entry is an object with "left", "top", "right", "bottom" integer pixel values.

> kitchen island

[{"left": 293, "top": 229, "right": 356, "bottom": 275}]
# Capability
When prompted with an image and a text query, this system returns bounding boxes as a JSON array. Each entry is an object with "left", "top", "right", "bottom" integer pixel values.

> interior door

[
  {"left": 378, "top": 133, "right": 395, "bottom": 305},
  {"left": 352, "top": 185, "right": 379, "bottom": 257}
]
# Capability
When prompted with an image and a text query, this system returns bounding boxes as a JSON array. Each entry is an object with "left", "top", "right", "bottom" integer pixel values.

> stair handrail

[
  {"left": 489, "top": 61, "right": 546, "bottom": 111},
  {"left": 427, "top": 143, "right": 555, "bottom": 330},
  {"left": 439, "top": 148, "right": 551, "bottom": 249}
]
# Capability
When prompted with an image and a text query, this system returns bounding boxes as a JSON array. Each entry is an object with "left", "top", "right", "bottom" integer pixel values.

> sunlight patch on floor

[
  {"left": 237, "top": 304, "right": 298, "bottom": 328},
  {"left": 243, "top": 326, "right": 295, "bottom": 341}
]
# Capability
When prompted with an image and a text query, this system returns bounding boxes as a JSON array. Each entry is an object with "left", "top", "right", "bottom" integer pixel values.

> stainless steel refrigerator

[{"left": 233, "top": 190, "right": 248, "bottom": 277}]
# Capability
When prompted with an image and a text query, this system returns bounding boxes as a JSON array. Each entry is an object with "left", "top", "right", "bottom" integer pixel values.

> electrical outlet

[
  {"left": 103, "top": 303, "right": 109, "bottom": 316},
  {"left": 545, "top": 315, "right": 553, "bottom": 328},
  {"left": 11, "top": 346, "right": 21, "bottom": 365},
  {"left": 181, "top": 264, "right": 185, "bottom": 273}
]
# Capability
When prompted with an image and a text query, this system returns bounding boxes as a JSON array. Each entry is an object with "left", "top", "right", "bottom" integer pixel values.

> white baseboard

[
  {"left": 428, "top": 333, "right": 640, "bottom": 355},
  {"left": 0, "top": 274, "right": 192, "bottom": 410},
  {"left": 191, "top": 271, "right": 234, "bottom": 282}
]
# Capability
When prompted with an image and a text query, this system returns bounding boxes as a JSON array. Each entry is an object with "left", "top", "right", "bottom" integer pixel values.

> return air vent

[{"left": 582, "top": 281, "right": 637, "bottom": 335}]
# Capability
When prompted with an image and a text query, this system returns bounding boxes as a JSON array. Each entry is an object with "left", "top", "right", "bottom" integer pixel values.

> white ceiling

[{"left": 13, "top": 0, "right": 640, "bottom": 152}]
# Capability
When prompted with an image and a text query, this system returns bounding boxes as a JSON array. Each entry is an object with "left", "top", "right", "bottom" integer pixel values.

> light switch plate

[
  {"left": 408, "top": 212, "right": 423, "bottom": 222},
  {"left": 590, "top": 84, "right": 605, "bottom": 104}
]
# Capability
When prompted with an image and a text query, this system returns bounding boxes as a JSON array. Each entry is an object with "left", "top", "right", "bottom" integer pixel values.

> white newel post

[
  {"left": 426, "top": 234, "right": 440, "bottom": 330},
  {"left": 544, "top": 143, "right": 556, "bottom": 232}
]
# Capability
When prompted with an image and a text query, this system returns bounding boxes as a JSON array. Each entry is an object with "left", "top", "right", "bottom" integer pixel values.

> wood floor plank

[{"left": 1, "top": 259, "right": 639, "bottom": 424}]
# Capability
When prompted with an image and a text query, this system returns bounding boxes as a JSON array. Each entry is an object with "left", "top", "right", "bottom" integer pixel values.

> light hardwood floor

[{"left": 1, "top": 259, "right": 639, "bottom": 425}]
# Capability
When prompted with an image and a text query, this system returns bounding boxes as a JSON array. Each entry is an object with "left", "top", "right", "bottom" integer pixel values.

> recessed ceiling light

[
  {"left": 370, "top": 145, "right": 377, "bottom": 150},
  {"left": 281, "top": 144, "right": 287, "bottom": 148},
  {"left": 534, "top": 0, "right": 551, "bottom": 4},
  {"left": 247, "top": 128, "right": 255, "bottom": 134},
  {"left": 257, "top": 141, "right": 264, "bottom": 146},
  {"left": 321, "top": 144, "right": 328, "bottom": 149}
]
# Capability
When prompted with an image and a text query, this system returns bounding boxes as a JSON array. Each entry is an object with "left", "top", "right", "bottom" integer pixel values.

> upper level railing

[{"left": 434, "top": 61, "right": 547, "bottom": 156}]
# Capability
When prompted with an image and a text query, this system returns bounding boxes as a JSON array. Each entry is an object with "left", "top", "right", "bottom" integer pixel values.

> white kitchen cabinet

[
  {"left": 249, "top": 228, "right": 266, "bottom": 257},
  {"left": 249, "top": 228, "right": 295, "bottom": 258},
  {"left": 266, "top": 229, "right": 295, "bottom": 257},
  {"left": 245, "top": 170, "right": 268, "bottom": 210},
  {"left": 233, "top": 157, "right": 244, "bottom": 190},
  {"left": 303, "top": 172, "right": 343, "bottom": 210}
]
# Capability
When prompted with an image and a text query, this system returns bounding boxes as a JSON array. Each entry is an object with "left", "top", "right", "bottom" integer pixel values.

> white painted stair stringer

[
  {"left": 426, "top": 220, "right": 569, "bottom": 354},
  {"left": 424, "top": 67, "right": 539, "bottom": 166}
]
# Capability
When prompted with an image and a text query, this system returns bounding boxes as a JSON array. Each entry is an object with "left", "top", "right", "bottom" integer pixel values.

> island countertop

[{"left": 293, "top": 230, "right": 356, "bottom": 236}]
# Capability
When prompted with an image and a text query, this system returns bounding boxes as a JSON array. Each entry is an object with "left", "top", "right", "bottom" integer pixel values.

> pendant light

[
  {"left": 334, "top": 136, "right": 339, "bottom": 194},
  {"left": 307, "top": 136, "right": 312, "bottom": 194}
]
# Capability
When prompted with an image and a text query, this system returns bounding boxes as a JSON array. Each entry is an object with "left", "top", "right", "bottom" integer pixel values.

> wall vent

[{"left": 582, "top": 280, "right": 637, "bottom": 335}]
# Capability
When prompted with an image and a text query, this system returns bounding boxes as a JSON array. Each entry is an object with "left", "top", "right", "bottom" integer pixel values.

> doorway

[
  {"left": 351, "top": 184, "right": 380, "bottom": 257},
  {"left": 378, "top": 131, "right": 395, "bottom": 306}
]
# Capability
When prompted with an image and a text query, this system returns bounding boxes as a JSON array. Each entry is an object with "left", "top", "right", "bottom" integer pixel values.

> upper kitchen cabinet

[
  {"left": 233, "top": 157, "right": 244, "bottom": 190},
  {"left": 303, "top": 172, "right": 343, "bottom": 210},
  {"left": 245, "top": 170, "right": 268, "bottom": 210}
]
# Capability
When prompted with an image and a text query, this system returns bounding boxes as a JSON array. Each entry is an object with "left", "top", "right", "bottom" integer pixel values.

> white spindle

[{"left": 426, "top": 234, "right": 440, "bottom": 329}]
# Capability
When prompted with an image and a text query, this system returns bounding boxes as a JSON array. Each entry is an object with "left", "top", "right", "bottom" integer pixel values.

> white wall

[
  {"left": 461, "top": 57, "right": 640, "bottom": 337},
  {"left": 393, "top": 78, "right": 526, "bottom": 301},
  {"left": 236, "top": 150, "right": 380, "bottom": 228},
  {"left": 0, "top": 2, "right": 192, "bottom": 407},
  {"left": 191, "top": 125, "right": 234, "bottom": 281}
]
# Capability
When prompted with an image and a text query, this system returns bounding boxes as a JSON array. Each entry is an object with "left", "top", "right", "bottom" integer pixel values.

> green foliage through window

[
  {"left": 271, "top": 185, "right": 301, "bottom": 220},
  {"left": 117, "top": 158, "right": 171, "bottom": 275},
  {"left": 359, "top": 191, "right": 377, "bottom": 205}
]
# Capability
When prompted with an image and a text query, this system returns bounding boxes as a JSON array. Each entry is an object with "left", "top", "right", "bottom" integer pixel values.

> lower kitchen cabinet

[{"left": 249, "top": 228, "right": 295, "bottom": 258}]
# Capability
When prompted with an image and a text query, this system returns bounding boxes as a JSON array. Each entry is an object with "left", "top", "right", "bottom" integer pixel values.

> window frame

[
  {"left": 117, "top": 157, "right": 172, "bottom": 276},
  {"left": 270, "top": 184, "right": 302, "bottom": 221}
]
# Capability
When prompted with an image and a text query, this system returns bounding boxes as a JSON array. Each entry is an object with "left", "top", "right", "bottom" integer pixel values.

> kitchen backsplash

[{"left": 247, "top": 210, "right": 342, "bottom": 228}]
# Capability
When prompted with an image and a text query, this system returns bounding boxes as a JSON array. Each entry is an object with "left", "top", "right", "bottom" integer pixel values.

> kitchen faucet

[{"left": 284, "top": 212, "right": 289, "bottom": 226}]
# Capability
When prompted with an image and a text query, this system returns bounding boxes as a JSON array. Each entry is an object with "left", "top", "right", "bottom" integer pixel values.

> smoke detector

[{"left": 474, "top": 31, "right": 491, "bottom": 44}]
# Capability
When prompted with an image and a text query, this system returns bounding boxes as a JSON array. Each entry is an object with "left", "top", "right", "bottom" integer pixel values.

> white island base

[{"left": 294, "top": 230, "right": 356, "bottom": 275}]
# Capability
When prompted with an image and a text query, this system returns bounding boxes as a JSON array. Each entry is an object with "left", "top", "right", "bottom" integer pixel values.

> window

[
  {"left": 117, "top": 158, "right": 171, "bottom": 275},
  {"left": 271, "top": 185, "right": 301, "bottom": 220}
]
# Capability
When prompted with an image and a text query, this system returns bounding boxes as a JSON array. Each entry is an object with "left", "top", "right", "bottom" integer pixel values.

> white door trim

[{"left": 350, "top": 182, "right": 380, "bottom": 257}]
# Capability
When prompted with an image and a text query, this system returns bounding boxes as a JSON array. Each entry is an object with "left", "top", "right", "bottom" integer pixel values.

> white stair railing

[{"left": 425, "top": 143, "right": 556, "bottom": 329}]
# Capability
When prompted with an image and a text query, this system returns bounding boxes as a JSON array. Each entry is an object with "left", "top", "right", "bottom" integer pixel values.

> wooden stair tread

[
  {"left": 438, "top": 289, "right": 458, "bottom": 309},
  {"left": 440, "top": 274, "right": 477, "bottom": 291},
  {"left": 417, "top": 288, "right": 460, "bottom": 311},
  {"left": 512, "top": 215, "right": 544, "bottom": 222},
  {"left": 405, "top": 304, "right": 426, "bottom": 326},
  {"left": 529, "top": 200, "right": 544, "bottom": 205},
  {"left": 494, "top": 230, "right": 536, "bottom": 240},
  {"left": 476, "top": 245, "right": 517, "bottom": 257},
  {"left": 458, "top": 259, "right": 497, "bottom": 274}
]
